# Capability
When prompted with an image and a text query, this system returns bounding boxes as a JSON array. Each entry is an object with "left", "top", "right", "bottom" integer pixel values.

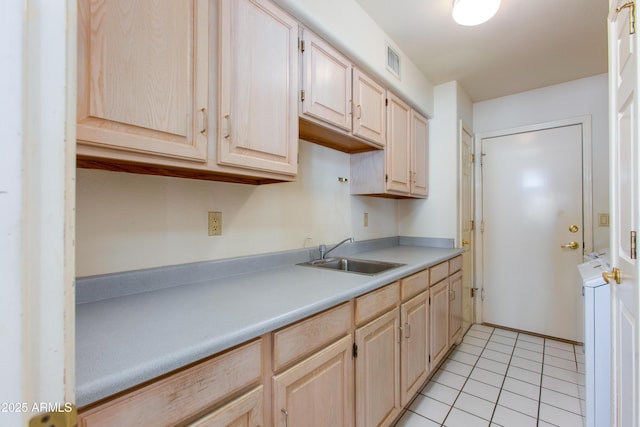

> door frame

[
  {"left": 458, "top": 120, "right": 475, "bottom": 329},
  {"left": 474, "top": 116, "right": 593, "bottom": 323},
  {"left": 1, "top": 0, "right": 76, "bottom": 424}
]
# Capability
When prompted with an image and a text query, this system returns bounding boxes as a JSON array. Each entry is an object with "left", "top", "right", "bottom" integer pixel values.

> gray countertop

[{"left": 76, "top": 245, "right": 462, "bottom": 407}]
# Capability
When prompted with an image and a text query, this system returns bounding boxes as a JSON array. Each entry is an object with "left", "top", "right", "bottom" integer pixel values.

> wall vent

[{"left": 386, "top": 43, "right": 401, "bottom": 79}]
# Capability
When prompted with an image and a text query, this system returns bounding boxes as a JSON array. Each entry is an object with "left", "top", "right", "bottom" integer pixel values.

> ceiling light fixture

[{"left": 452, "top": 0, "right": 501, "bottom": 26}]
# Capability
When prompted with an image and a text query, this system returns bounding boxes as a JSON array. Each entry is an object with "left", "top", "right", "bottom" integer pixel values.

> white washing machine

[{"left": 578, "top": 253, "right": 611, "bottom": 427}]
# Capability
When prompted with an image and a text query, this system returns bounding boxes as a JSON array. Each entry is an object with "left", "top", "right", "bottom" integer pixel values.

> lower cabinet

[
  {"left": 273, "top": 335, "right": 354, "bottom": 427},
  {"left": 449, "top": 270, "right": 464, "bottom": 345},
  {"left": 430, "top": 279, "right": 450, "bottom": 370},
  {"left": 188, "top": 386, "right": 263, "bottom": 427},
  {"left": 79, "top": 257, "right": 463, "bottom": 427},
  {"left": 355, "top": 309, "right": 401, "bottom": 427},
  {"left": 78, "top": 339, "right": 263, "bottom": 427},
  {"left": 400, "top": 290, "right": 430, "bottom": 406}
]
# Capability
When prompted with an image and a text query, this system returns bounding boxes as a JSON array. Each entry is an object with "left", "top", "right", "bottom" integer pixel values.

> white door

[
  {"left": 609, "top": 1, "right": 640, "bottom": 425},
  {"left": 460, "top": 123, "right": 475, "bottom": 332},
  {"left": 481, "top": 123, "right": 586, "bottom": 341}
]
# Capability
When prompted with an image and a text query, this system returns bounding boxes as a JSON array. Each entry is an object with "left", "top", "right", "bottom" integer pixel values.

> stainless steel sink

[{"left": 298, "top": 257, "right": 405, "bottom": 276}]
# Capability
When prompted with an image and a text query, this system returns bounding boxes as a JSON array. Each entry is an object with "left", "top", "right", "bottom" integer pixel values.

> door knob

[
  {"left": 602, "top": 267, "right": 622, "bottom": 285},
  {"left": 560, "top": 241, "right": 579, "bottom": 250},
  {"left": 568, "top": 225, "right": 579, "bottom": 233}
]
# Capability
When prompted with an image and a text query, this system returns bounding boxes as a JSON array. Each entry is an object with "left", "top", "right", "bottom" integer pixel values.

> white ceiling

[{"left": 355, "top": 0, "right": 609, "bottom": 101}]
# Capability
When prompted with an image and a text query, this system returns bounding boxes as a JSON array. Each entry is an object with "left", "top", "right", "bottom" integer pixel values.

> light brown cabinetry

[
  {"left": 77, "top": 0, "right": 209, "bottom": 162},
  {"left": 400, "top": 291, "right": 430, "bottom": 406},
  {"left": 448, "top": 256, "right": 464, "bottom": 344},
  {"left": 78, "top": 339, "right": 263, "bottom": 427},
  {"left": 79, "top": 257, "right": 461, "bottom": 427},
  {"left": 350, "top": 94, "right": 429, "bottom": 198},
  {"left": 78, "top": 0, "right": 299, "bottom": 184},
  {"left": 219, "top": 0, "right": 299, "bottom": 176},
  {"left": 271, "top": 303, "right": 354, "bottom": 426},
  {"left": 354, "top": 283, "right": 401, "bottom": 427},
  {"left": 429, "top": 276, "right": 450, "bottom": 370},
  {"left": 187, "top": 386, "right": 263, "bottom": 427},
  {"left": 273, "top": 335, "right": 354, "bottom": 427},
  {"left": 299, "top": 29, "right": 386, "bottom": 153}
]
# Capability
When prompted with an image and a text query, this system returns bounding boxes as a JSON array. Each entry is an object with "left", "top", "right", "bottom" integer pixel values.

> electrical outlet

[
  {"left": 208, "top": 211, "right": 222, "bottom": 236},
  {"left": 364, "top": 212, "right": 369, "bottom": 227}
]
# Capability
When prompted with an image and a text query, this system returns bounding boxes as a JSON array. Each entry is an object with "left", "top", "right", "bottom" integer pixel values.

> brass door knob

[
  {"left": 560, "top": 241, "right": 579, "bottom": 250},
  {"left": 602, "top": 267, "right": 622, "bottom": 285},
  {"left": 569, "top": 225, "right": 579, "bottom": 233}
]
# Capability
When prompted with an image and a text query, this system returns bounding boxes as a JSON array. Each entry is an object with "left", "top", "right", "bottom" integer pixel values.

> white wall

[
  {"left": 473, "top": 74, "right": 609, "bottom": 249},
  {"left": 76, "top": 141, "right": 397, "bottom": 276},
  {"left": 273, "top": 0, "right": 434, "bottom": 118},
  {"left": 398, "top": 81, "right": 473, "bottom": 242}
]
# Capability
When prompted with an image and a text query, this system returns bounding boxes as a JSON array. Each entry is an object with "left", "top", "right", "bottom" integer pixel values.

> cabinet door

[
  {"left": 410, "top": 110, "right": 429, "bottom": 197},
  {"left": 77, "top": 0, "right": 208, "bottom": 161},
  {"left": 449, "top": 271, "right": 463, "bottom": 344},
  {"left": 219, "top": 0, "right": 298, "bottom": 175},
  {"left": 385, "top": 92, "right": 411, "bottom": 194},
  {"left": 400, "top": 291, "right": 430, "bottom": 407},
  {"left": 352, "top": 69, "right": 386, "bottom": 147},
  {"left": 188, "top": 386, "right": 263, "bottom": 427},
  {"left": 430, "top": 279, "right": 450, "bottom": 369},
  {"left": 273, "top": 335, "right": 354, "bottom": 427},
  {"left": 300, "top": 29, "right": 352, "bottom": 132},
  {"left": 355, "top": 309, "right": 400, "bottom": 427}
]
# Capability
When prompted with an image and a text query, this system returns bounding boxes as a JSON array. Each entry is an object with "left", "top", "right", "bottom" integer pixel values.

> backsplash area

[
  {"left": 76, "top": 236, "right": 454, "bottom": 304},
  {"left": 76, "top": 141, "right": 399, "bottom": 276}
]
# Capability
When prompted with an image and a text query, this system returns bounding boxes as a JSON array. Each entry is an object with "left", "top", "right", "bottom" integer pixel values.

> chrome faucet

[{"left": 319, "top": 237, "right": 355, "bottom": 260}]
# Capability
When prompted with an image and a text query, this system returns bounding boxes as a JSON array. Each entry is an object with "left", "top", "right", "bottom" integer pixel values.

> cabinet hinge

[
  {"left": 301, "top": 90, "right": 305, "bottom": 102},
  {"left": 428, "top": 355, "right": 431, "bottom": 363},
  {"left": 300, "top": 39, "right": 305, "bottom": 53},
  {"left": 385, "top": 174, "right": 388, "bottom": 183},
  {"left": 428, "top": 297, "right": 431, "bottom": 305},
  {"left": 385, "top": 98, "right": 389, "bottom": 107},
  {"left": 632, "top": 231, "right": 637, "bottom": 260},
  {"left": 480, "top": 221, "right": 485, "bottom": 233},
  {"left": 29, "top": 404, "right": 77, "bottom": 427},
  {"left": 470, "top": 154, "right": 475, "bottom": 163},
  {"left": 471, "top": 288, "right": 475, "bottom": 298},
  {"left": 352, "top": 342, "right": 358, "bottom": 358},
  {"left": 470, "top": 220, "right": 475, "bottom": 231}
]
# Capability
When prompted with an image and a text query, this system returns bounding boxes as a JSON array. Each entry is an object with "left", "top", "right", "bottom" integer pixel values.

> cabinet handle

[
  {"left": 200, "top": 108, "right": 207, "bottom": 134},
  {"left": 223, "top": 114, "right": 230, "bottom": 139},
  {"left": 281, "top": 409, "right": 289, "bottom": 427},
  {"left": 405, "top": 322, "right": 411, "bottom": 339},
  {"left": 356, "top": 104, "right": 362, "bottom": 120}
]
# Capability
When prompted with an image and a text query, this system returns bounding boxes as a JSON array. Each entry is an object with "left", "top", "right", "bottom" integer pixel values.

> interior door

[
  {"left": 481, "top": 124, "right": 585, "bottom": 341},
  {"left": 460, "top": 124, "right": 474, "bottom": 333},
  {"left": 609, "top": 1, "right": 640, "bottom": 425}
]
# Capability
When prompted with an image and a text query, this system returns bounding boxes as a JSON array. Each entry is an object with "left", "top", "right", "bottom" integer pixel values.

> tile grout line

[
  {"left": 487, "top": 330, "right": 519, "bottom": 426},
  {"left": 438, "top": 325, "right": 497, "bottom": 426}
]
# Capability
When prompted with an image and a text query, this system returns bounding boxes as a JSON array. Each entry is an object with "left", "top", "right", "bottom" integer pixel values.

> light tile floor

[{"left": 394, "top": 324, "right": 586, "bottom": 427}]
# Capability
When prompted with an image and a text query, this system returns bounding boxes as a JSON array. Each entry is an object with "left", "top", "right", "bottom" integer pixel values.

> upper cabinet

[
  {"left": 77, "top": 0, "right": 299, "bottom": 184},
  {"left": 218, "top": 0, "right": 299, "bottom": 176},
  {"left": 77, "top": 0, "right": 209, "bottom": 161},
  {"left": 350, "top": 92, "right": 429, "bottom": 199},
  {"left": 299, "top": 29, "right": 386, "bottom": 153}
]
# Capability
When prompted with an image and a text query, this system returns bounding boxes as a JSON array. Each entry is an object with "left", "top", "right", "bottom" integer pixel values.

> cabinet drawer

[
  {"left": 400, "top": 269, "right": 429, "bottom": 301},
  {"left": 449, "top": 255, "right": 463, "bottom": 274},
  {"left": 79, "top": 339, "right": 262, "bottom": 427},
  {"left": 273, "top": 302, "right": 352, "bottom": 371},
  {"left": 430, "top": 262, "right": 449, "bottom": 286},
  {"left": 355, "top": 281, "right": 400, "bottom": 325}
]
